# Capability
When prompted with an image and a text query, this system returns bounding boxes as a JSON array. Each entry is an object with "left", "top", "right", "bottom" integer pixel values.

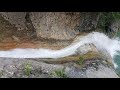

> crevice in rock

[{"left": 25, "top": 12, "right": 37, "bottom": 40}]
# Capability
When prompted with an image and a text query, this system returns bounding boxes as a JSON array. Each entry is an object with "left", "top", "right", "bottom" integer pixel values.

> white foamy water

[{"left": 0, "top": 32, "right": 120, "bottom": 68}]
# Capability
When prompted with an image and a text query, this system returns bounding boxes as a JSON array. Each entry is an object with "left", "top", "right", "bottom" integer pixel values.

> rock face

[
  {"left": 105, "top": 20, "right": 120, "bottom": 38},
  {"left": 0, "top": 12, "right": 100, "bottom": 50},
  {"left": 30, "top": 12, "right": 100, "bottom": 40},
  {"left": 0, "top": 12, "right": 100, "bottom": 40},
  {"left": 30, "top": 12, "right": 81, "bottom": 40},
  {"left": 0, "top": 12, "right": 27, "bottom": 31},
  {"left": 0, "top": 12, "right": 37, "bottom": 41}
]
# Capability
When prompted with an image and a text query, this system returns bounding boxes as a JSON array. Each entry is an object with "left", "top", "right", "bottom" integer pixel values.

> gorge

[{"left": 0, "top": 12, "right": 119, "bottom": 78}]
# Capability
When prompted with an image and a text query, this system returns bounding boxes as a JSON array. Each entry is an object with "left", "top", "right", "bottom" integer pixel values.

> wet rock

[{"left": 75, "top": 43, "right": 99, "bottom": 55}]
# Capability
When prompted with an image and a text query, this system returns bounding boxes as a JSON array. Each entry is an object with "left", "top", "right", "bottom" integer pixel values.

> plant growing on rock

[
  {"left": 0, "top": 70, "right": 4, "bottom": 77},
  {"left": 24, "top": 62, "right": 32, "bottom": 76},
  {"left": 76, "top": 56, "right": 85, "bottom": 65},
  {"left": 97, "top": 12, "right": 120, "bottom": 30},
  {"left": 51, "top": 68, "right": 69, "bottom": 78}
]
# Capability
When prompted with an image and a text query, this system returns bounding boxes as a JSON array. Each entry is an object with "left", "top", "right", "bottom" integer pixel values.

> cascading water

[
  {"left": 0, "top": 32, "right": 120, "bottom": 69},
  {"left": 112, "top": 31, "right": 120, "bottom": 75}
]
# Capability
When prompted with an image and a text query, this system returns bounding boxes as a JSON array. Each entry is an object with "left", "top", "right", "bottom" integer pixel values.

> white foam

[{"left": 0, "top": 32, "right": 120, "bottom": 68}]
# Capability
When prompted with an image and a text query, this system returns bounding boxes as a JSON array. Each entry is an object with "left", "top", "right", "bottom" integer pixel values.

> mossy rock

[
  {"left": 80, "top": 51, "right": 102, "bottom": 60},
  {"left": 42, "top": 51, "right": 103, "bottom": 65}
]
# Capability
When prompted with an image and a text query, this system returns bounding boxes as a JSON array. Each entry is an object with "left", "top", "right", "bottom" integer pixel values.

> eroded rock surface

[{"left": 0, "top": 57, "right": 118, "bottom": 78}]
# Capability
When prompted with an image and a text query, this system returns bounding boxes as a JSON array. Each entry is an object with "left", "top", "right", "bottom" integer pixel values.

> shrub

[{"left": 97, "top": 12, "right": 120, "bottom": 30}]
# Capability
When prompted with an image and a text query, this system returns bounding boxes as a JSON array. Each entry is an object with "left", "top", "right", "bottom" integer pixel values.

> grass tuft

[
  {"left": 24, "top": 62, "right": 32, "bottom": 76},
  {"left": 51, "top": 68, "right": 69, "bottom": 78}
]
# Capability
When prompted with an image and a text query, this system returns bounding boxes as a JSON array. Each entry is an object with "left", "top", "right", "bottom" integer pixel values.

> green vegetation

[
  {"left": 0, "top": 70, "right": 4, "bottom": 77},
  {"left": 76, "top": 51, "right": 101, "bottom": 65},
  {"left": 97, "top": 12, "right": 120, "bottom": 29},
  {"left": 52, "top": 68, "right": 69, "bottom": 78},
  {"left": 24, "top": 62, "right": 32, "bottom": 76},
  {"left": 76, "top": 56, "right": 85, "bottom": 65}
]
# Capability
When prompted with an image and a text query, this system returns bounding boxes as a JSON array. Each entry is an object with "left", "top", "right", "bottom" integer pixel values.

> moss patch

[
  {"left": 43, "top": 51, "right": 102, "bottom": 66},
  {"left": 76, "top": 56, "right": 85, "bottom": 65},
  {"left": 80, "top": 51, "right": 102, "bottom": 60}
]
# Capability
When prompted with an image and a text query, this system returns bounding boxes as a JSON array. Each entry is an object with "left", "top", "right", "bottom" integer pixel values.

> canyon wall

[
  {"left": 0, "top": 12, "right": 118, "bottom": 78},
  {"left": 0, "top": 12, "right": 100, "bottom": 40}
]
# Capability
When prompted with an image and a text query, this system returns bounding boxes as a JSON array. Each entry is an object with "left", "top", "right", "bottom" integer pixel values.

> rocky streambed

[
  {"left": 0, "top": 12, "right": 119, "bottom": 78},
  {"left": 0, "top": 44, "right": 118, "bottom": 78}
]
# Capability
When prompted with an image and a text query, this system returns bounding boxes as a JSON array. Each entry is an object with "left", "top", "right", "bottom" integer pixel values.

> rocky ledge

[{"left": 0, "top": 57, "right": 118, "bottom": 78}]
